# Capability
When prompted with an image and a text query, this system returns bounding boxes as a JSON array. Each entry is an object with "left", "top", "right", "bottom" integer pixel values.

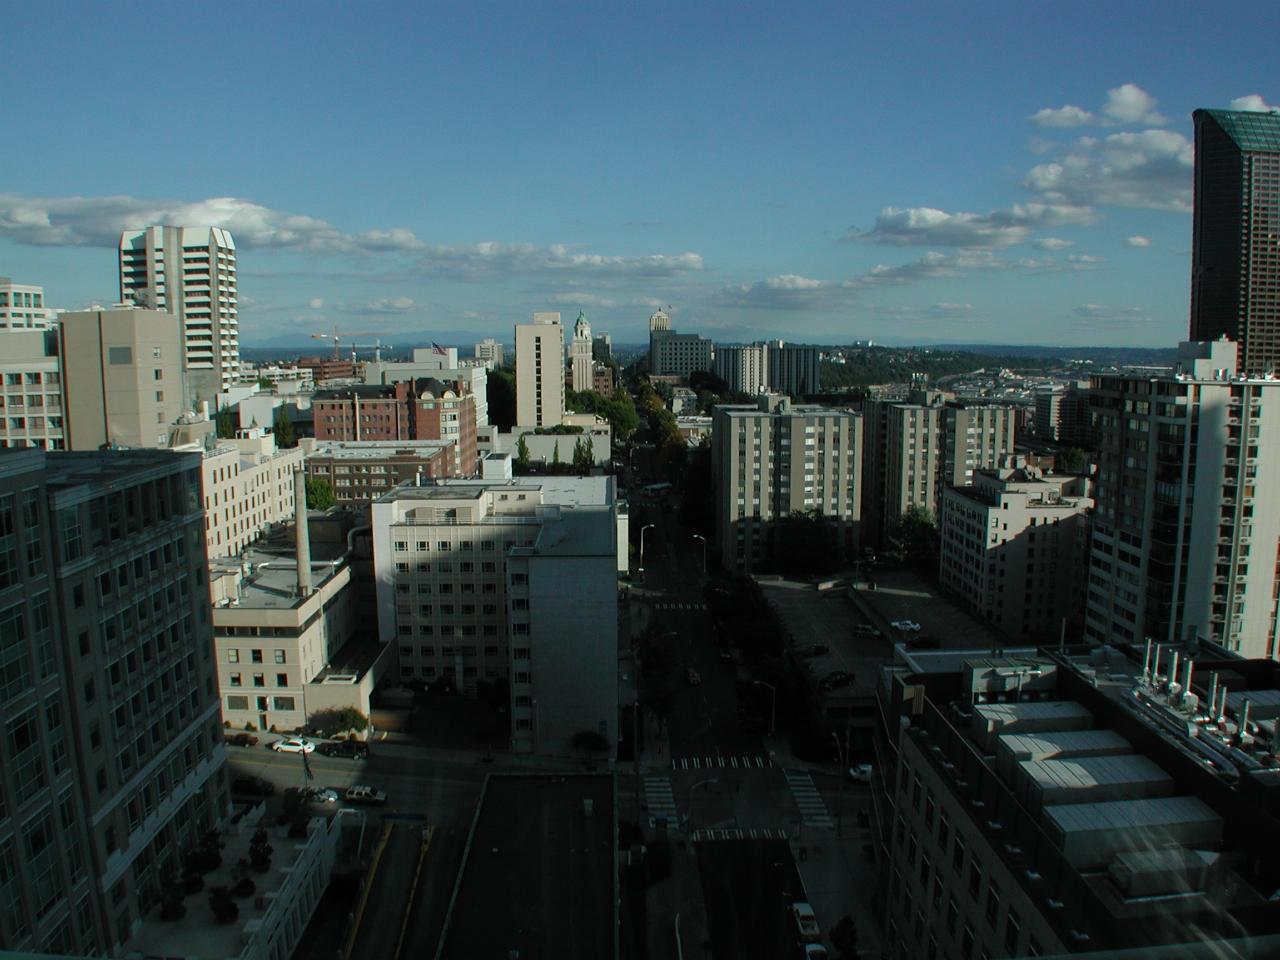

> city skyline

[{"left": 1, "top": 3, "right": 1277, "bottom": 347}]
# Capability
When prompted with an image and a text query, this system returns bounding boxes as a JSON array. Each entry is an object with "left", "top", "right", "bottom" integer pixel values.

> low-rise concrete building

[
  {"left": 303, "top": 438, "right": 458, "bottom": 507},
  {"left": 0, "top": 329, "right": 64, "bottom": 450}
]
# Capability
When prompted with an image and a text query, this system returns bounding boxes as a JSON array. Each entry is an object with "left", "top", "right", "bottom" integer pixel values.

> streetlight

[
  {"left": 640, "top": 523, "right": 655, "bottom": 576},
  {"left": 752, "top": 680, "right": 776, "bottom": 737},
  {"left": 687, "top": 777, "right": 719, "bottom": 833},
  {"left": 692, "top": 534, "right": 707, "bottom": 576}
]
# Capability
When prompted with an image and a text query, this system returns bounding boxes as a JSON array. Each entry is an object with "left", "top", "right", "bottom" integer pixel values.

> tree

[
  {"left": 768, "top": 509, "right": 843, "bottom": 577},
  {"left": 830, "top": 915, "right": 860, "bottom": 958},
  {"left": 216, "top": 404, "right": 236, "bottom": 439},
  {"left": 304, "top": 476, "right": 335, "bottom": 510},
  {"left": 274, "top": 405, "right": 297, "bottom": 448},
  {"left": 552, "top": 440, "right": 561, "bottom": 465},
  {"left": 1057, "top": 447, "right": 1088, "bottom": 473},
  {"left": 515, "top": 434, "right": 531, "bottom": 470},
  {"left": 307, "top": 706, "right": 369, "bottom": 737},
  {"left": 572, "top": 436, "right": 594, "bottom": 473},
  {"left": 885, "top": 506, "right": 940, "bottom": 575}
]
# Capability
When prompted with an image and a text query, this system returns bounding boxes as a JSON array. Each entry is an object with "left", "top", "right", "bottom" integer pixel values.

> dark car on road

[
  {"left": 225, "top": 732, "right": 259, "bottom": 747},
  {"left": 318, "top": 739, "right": 370, "bottom": 759},
  {"left": 231, "top": 775, "right": 275, "bottom": 797},
  {"left": 818, "top": 671, "right": 856, "bottom": 692}
]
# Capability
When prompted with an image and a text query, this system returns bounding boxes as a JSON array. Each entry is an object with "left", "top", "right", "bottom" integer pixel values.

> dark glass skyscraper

[{"left": 1190, "top": 108, "right": 1280, "bottom": 374}]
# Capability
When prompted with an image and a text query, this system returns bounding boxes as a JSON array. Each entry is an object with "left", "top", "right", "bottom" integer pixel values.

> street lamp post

[
  {"left": 752, "top": 680, "right": 777, "bottom": 737},
  {"left": 692, "top": 534, "right": 707, "bottom": 576},
  {"left": 640, "top": 523, "right": 654, "bottom": 578}
]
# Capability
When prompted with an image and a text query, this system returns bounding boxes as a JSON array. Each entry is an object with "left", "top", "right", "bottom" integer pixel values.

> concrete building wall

[
  {"left": 0, "top": 330, "right": 64, "bottom": 450},
  {"left": 651, "top": 332, "right": 714, "bottom": 379},
  {"left": 58, "top": 308, "right": 186, "bottom": 451},
  {"left": 474, "top": 338, "right": 504, "bottom": 369},
  {"left": 713, "top": 344, "right": 769, "bottom": 395},
  {"left": 0, "top": 278, "right": 58, "bottom": 330},
  {"left": 515, "top": 313, "right": 564, "bottom": 428},
  {"left": 767, "top": 342, "right": 820, "bottom": 396},
  {"left": 201, "top": 435, "right": 304, "bottom": 559}
]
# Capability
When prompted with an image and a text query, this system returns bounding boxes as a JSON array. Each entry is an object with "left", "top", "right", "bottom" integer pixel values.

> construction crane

[
  {"left": 310, "top": 326, "right": 378, "bottom": 361},
  {"left": 348, "top": 339, "right": 394, "bottom": 363}
]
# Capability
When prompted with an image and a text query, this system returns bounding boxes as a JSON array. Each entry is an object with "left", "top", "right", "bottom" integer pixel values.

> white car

[
  {"left": 848, "top": 763, "right": 873, "bottom": 783},
  {"left": 270, "top": 737, "right": 316, "bottom": 754},
  {"left": 890, "top": 620, "right": 922, "bottom": 632},
  {"left": 792, "top": 902, "right": 820, "bottom": 941},
  {"left": 305, "top": 787, "right": 339, "bottom": 803}
]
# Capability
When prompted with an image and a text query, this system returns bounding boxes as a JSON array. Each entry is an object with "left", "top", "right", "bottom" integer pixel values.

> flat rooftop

[
  {"left": 378, "top": 474, "right": 615, "bottom": 508},
  {"left": 439, "top": 774, "right": 615, "bottom": 960},
  {"left": 210, "top": 544, "right": 348, "bottom": 610},
  {"left": 308, "top": 440, "right": 454, "bottom": 459},
  {"left": 526, "top": 505, "right": 616, "bottom": 558},
  {"left": 850, "top": 568, "right": 1005, "bottom": 652}
]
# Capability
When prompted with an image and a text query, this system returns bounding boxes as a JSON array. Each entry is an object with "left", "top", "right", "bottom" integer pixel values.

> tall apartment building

[
  {"left": 1190, "top": 108, "right": 1280, "bottom": 375},
  {"left": 371, "top": 470, "right": 618, "bottom": 755},
  {"left": 474, "top": 338, "right": 504, "bottom": 370},
  {"left": 767, "top": 341, "right": 820, "bottom": 396},
  {"left": 118, "top": 226, "right": 239, "bottom": 401},
  {"left": 862, "top": 394, "right": 1017, "bottom": 547},
  {"left": 939, "top": 461, "right": 1093, "bottom": 642},
  {"left": 1033, "top": 385, "right": 1065, "bottom": 441},
  {"left": 713, "top": 343, "right": 770, "bottom": 395},
  {"left": 592, "top": 333, "right": 612, "bottom": 362},
  {"left": 0, "top": 278, "right": 58, "bottom": 330},
  {"left": 515, "top": 312, "right": 565, "bottom": 427},
  {"left": 200, "top": 432, "right": 304, "bottom": 559},
  {"left": 1085, "top": 339, "right": 1280, "bottom": 658},
  {"left": 0, "top": 448, "right": 226, "bottom": 953},
  {"left": 711, "top": 395, "right": 862, "bottom": 573},
  {"left": 874, "top": 645, "right": 1280, "bottom": 960},
  {"left": 0, "top": 331, "right": 64, "bottom": 450},
  {"left": 312, "top": 377, "right": 477, "bottom": 475},
  {"left": 58, "top": 307, "right": 187, "bottom": 451},
  {"left": 570, "top": 311, "right": 594, "bottom": 393}
]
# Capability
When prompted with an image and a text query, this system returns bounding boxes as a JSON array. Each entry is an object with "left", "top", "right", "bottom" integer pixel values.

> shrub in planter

[
  {"left": 249, "top": 829, "right": 273, "bottom": 873},
  {"left": 182, "top": 871, "right": 204, "bottom": 895},
  {"left": 244, "top": 722, "right": 257, "bottom": 732},
  {"left": 208, "top": 886, "right": 239, "bottom": 925},
  {"left": 231, "top": 876, "right": 256, "bottom": 899},
  {"left": 159, "top": 878, "right": 187, "bottom": 921}
]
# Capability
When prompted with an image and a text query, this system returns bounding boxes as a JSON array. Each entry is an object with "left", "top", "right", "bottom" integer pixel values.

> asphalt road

[{"left": 696, "top": 838, "right": 806, "bottom": 960}]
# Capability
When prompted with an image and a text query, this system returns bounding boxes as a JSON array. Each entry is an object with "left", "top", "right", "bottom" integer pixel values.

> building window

[
  {"left": 252, "top": 674, "right": 265, "bottom": 687},
  {"left": 228, "top": 648, "right": 239, "bottom": 663},
  {"left": 251, "top": 649, "right": 263, "bottom": 663},
  {"left": 227, "top": 695, "right": 248, "bottom": 711},
  {"left": 229, "top": 673, "right": 242, "bottom": 687},
  {"left": 273, "top": 696, "right": 296, "bottom": 711},
  {"left": 275, "top": 673, "right": 288, "bottom": 687},
  {"left": 273, "top": 650, "right": 285, "bottom": 664}
]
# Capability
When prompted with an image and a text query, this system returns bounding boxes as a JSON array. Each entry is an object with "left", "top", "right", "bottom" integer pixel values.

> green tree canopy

[
  {"left": 274, "top": 406, "right": 297, "bottom": 448},
  {"left": 487, "top": 369, "right": 517, "bottom": 429},
  {"left": 515, "top": 434, "right": 531, "bottom": 469},
  {"left": 216, "top": 404, "right": 236, "bottom": 439},
  {"left": 305, "top": 476, "right": 335, "bottom": 510}
]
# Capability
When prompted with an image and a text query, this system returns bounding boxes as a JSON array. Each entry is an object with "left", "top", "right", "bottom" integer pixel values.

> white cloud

[
  {"left": 1126, "top": 235, "right": 1152, "bottom": 248},
  {"left": 719, "top": 274, "right": 833, "bottom": 309},
  {"left": 308, "top": 297, "right": 325, "bottom": 309},
  {"left": 0, "top": 192, "right": 423, "bottom": 252},
  {"left": 549, "top": 292, "right": 617, "bottom": 308},
  {"left": 1034, "top": 237, "right": 1073, "bottom": 251},
  {"left": 1031, "top": 105, "right": 1094, "bottom": 128},
  {"left": 1101, "top": 83, "right": 1165, "bottom": 126},
  {"left": 1025, "top": 129, "right": 1193, "bottom": 211},
  {"left": 1071, "top": 303, "right": 1154, "bottom": 326},
  {"left": 365, "top": 296, "right": 416, "bottom": 312},
  {"left": 416, "top": 242, "right": 703, "bottom": 279},
  {"left": 1229, "top": 94, "right": 1279, "bottom": 113},
  {"left": 850, "top": 203, "right": 1096, "bottom": 249}
]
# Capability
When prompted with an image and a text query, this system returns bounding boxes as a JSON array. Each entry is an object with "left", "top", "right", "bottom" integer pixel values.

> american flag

[{"left": 432, "top": 341, "right": 448, "bottom": 356}]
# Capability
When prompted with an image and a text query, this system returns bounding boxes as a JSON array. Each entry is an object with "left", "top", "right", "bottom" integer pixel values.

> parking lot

[{"left": 850, "top": 568, "right": 1004, "bottom": 652}]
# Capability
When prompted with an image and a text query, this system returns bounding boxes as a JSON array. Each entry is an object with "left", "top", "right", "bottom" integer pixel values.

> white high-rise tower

[
  {"left": 570, "top": 310, "right": 594, "bottom": 392},
  {"left": 515, "top": 312, "right": 565, "bottom": 427},
  {"left": 119, "top": 225, "right": 239, "bottom": 401}
]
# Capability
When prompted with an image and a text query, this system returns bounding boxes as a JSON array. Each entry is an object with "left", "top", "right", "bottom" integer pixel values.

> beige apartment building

[
  {"left": 939, "top": 460, "right": 1093, "bottom": 643},
  {"left": 0, "top": 277, "right": 59, "bottom": 330},
  {"left": 200, "top": 431, "right": 304, "bottom": 559},
  {"left": 58, "top": 307, "right": 187, "bottom": 451},
  {"left": 711, "top": 395, "right": 862, "bottom": 573},
  {"left": 515, "top": 312, "right": 564, "bottom": 427},
  {"left": 863, "top": 393, "right": 1017, "bottom": 547},
  {"left": 0, "top": 330, "right": 64, "bottom": 450}
]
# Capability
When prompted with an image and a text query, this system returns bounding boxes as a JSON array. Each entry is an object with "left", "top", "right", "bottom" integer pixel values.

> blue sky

[{"left": 2, "top": 2, "right": 1277, "bottom": 348}]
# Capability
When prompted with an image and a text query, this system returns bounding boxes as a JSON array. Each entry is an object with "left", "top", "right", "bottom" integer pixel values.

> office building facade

[
  {"left": 515, "top": 313, "right": 565, "bottom": 427},
  {"left": 118, "top": 226, "right": 239, "bottom": 400},
  {"left": 0, "top": 278, "right": 58, "bottom": 331},
  {"left": 1085, "top": 340, "right": 1280, "bottom": 658},
  {"left": 0, "top": 448, "right": 226, "bottom": 953},
  {"left": 1190, "top": 108, "right": 1280, "bottom": 375},
  {"left": 711, "top": 396, "right": 862, "bottom": 573},
  {"left": 0, "top": 331, "right": 64, "bottom": 450}
]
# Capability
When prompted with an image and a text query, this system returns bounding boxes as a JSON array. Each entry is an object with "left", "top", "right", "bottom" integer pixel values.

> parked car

[
  {"left": 318, "top": 739, "right": 370, "bottom": 759},
  {"left": 890, "top": 619, "right": 922, "bottom": 632},
  {"left": 345, "top": 785, "right": 387, "bottom": 806},
  {"left": 792, "top": 902, "right": 820, "bottom": 942},
  {"left": 848, "top": 763, "right": 874, "bottom": 784},
  {"left": 270, "top": 737, "right": 316, "bottom": 754},
  {"left": 231, "top": 776, "right": 275, "bottom": 797},
  {"left": 285, "top": 785, "right": 339, "bottom": 805},
  {"left": 225, "top": 732, "right": 259, "bottom": 747},
  {"left": 686, "top": 668, "right": 702, "bottom": 686},
  {"left": 818, "top": 671, "right": 856, "bottom": 692},
  {"left": 853, "top": 624, "right": 879, "bottom": 636}
]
